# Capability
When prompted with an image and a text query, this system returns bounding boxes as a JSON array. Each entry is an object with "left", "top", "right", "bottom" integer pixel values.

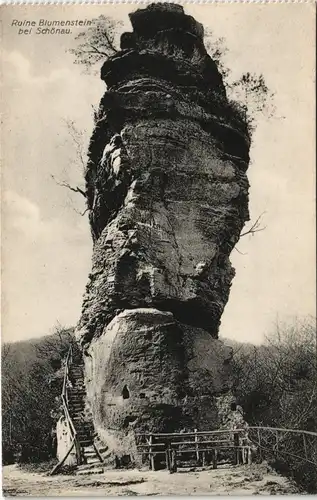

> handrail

[
  {"left": 61, "top": 345, "right": 72, "bottom": 394},
  {"left": 248, "top": 426, "right": 317, "bottom": 437},
  {"left": 61, "top": 346, "right": 78, "bottom": 441},
  {"left": 135, "top": 429, "right": 246, "bottom": 438},
  {"left": 136, "top": 426, "right": 317, "bottom": 438},
  {"left": 50, "top": 345, "right": 82, "bottom": 475}
]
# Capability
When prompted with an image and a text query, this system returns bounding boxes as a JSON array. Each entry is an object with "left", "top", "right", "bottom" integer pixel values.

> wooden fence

[
  {"left": 248, "top": 426, "right": 317, "bottom": 467},
  {"left": 136, "top": 426, "right": 317, "bottom": 473},
  {"left": 135, "top": 428, "right": 252, "bottom": 472}
]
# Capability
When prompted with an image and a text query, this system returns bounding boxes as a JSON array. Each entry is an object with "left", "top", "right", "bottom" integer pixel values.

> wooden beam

[{"left": 50, "top": 439, "right": 75, "bottom": 476}]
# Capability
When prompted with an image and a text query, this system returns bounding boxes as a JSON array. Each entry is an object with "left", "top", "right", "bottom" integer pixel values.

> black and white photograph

[{"left": 1, "top": 1, "right": 316, "bottom": 495}]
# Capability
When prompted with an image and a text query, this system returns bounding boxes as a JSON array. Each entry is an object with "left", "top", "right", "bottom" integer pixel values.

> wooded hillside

[
  {"left": 1, "top": 327, "right": 74, "bottom": 464},
  {"left": 224, "top": 316, "right": 317, "bottom": 492}
]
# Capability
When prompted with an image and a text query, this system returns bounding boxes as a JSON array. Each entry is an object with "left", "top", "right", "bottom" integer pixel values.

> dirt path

[{"left": 2, "top": 463, "right": 302, "bottom": 496}]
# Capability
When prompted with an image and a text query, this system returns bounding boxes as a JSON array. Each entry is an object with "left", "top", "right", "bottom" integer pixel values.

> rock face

[{"left": 76, "top": 3, "right": 250, "bottom": 459}]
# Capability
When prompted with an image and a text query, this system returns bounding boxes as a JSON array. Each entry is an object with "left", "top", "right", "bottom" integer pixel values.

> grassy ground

[{"left": 2, "top": 462, "right": 303, "bottom": 496}]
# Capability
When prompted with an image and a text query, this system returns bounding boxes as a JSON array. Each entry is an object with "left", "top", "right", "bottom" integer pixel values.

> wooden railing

[
  {"left": 136, "top": 426, "right": 317, "bottom": 472},
  {"left": 248, "top": 426, "right": 317, "bottom": 467},
  {"left": 50, "top": 345, "right": 82, "bottom": 475},
  {"left": 136, "top": 428, "right": 251, "bottom": 471}
]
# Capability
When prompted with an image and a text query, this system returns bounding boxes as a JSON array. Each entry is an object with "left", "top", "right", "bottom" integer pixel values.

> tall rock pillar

[{"left": 76, "top": 3, "right": 250, "bottom": 460}]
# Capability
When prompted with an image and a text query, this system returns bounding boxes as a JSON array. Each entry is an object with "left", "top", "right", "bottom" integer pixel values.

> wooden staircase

[
  {"left": 68, "top": 354, "right": 101, "bottom": 473},
  {"left": 51, "top": 345, "right": 110, "bottom": 475}
]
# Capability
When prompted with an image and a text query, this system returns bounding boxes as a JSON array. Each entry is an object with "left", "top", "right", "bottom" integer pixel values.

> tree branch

[
  {"left": 73, "top": 207, "right": 89, "bottom": 217},
  {"left": 235, "top": 246, "right": 247, "bottom": 255},
  {"left": 51, "top": 175, "right": 86, "bottom": 198},
  {"left": 101, "top": 31, "right": 118, "bottom": 53},
  {"left": 90, "top": 44, "right": 110, "bottom": 56},
  {"left": 240, "top": 212, "right": 266, "bottom": 238}
]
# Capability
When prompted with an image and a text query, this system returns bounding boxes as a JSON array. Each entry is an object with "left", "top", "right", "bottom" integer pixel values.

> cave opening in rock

[
  {"left": 122, "top": 385, "right": 130, "bottom": 399},
  {"left": 123, "top": 415, "right": 137, "bottom": 428}
]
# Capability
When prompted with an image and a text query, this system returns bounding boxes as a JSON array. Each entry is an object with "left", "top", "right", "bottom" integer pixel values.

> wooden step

[
  {"left": 76, "top": 466, "right": 104, "bottom": 475},
  {"left": 78, "top": 439, "right": 93, "bottom": 445},
  {"left": 84, "top": 450, "right": 98, "bottom": 457},
  {"left": 74, "top": 426, "right": 93, "bottom": 432},
  {"left": 77, "top": 429, "right": 92, "bottom": 434},
  {"left": 72, "top": 417, "right": 93, "bottom": 424},
  {"left": 95, "top": 446, "right": 109, "bottom": 454},
  {"left": 77, "top": 432, "right": 93, "bottom": 438},
  {"left": 86, "top": 456, "right": 101, "bottom": 465},
  {"left": 76, "top": 426, "right": 94, "bottom": 432},
  {"left": 79, "top": 440, "right": 94, "bottom": 446},
  {"left": 84, "top": 445, "right": 95, "bottom": 454}
]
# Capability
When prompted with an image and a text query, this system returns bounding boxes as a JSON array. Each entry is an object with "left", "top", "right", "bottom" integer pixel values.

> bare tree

[{"left": 51, "top": 119, "right": 89, "bottom": 215}]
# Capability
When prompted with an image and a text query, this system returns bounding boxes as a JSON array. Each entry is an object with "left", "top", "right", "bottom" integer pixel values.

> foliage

[
  {"left": 204, "top": 30, "right": 275, "bottom": 135},
  {"left": 69, "top": 15, "right": 122, "bottom": 74},
  {"left": 228, "top": 316, "right": 317, "bottom": 492},
  {"left": 204, "top": 29, "right": 230, "bottom": 80},
  {"left": 227, "top": 72, "right": 275, "bottom": 134},
  {"left": 1, "top": 325, "right": 74, "bottom": 464},
  {"left": 231, "top": 317, "right": 316, "bottom": 428}
]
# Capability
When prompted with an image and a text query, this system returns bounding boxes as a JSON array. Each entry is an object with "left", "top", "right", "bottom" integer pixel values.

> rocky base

[{"left": 83, "top": 308, "right": 232, "bottom": 460}]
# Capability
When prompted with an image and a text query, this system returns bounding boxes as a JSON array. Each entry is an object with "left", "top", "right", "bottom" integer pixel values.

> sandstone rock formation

[{"left": 76, "top": 3, "right": 250, "bottom": 460}]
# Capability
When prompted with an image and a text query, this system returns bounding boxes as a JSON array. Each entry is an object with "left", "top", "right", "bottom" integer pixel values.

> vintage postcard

[{"left": 1, "top": 1, "right": 316, "bottom": 496}]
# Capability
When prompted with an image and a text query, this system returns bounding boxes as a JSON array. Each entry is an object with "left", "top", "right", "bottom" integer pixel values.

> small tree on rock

[{"left": 69, "top": 15, "right": 122, "bottom": 73}]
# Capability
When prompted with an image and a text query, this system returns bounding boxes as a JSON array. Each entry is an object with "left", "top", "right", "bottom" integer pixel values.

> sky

[{"left": 1, "top": 2, "right": 316, "bottom": 345}]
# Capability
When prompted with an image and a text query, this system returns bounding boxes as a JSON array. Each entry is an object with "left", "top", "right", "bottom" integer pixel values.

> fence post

[
  {"left": 257, "top": 428, "right": 262, "bottom": 462},
  {"left": 212, "top": 448, "right": 218, "bottom": 469},
  {"left": 303, "top": 434, "right": 308, "bottom": 460},
  {"left": 75, "top": 439, "right": 82, "bottom": 465},
  {"left": 165, "top": 447, "right": 170, "bottom": 471},
  {"left": 170, "top": 448, "right": 177, "bottom": 473},
  {"left": 234, "top": 430, "right": 240, "bottom": 465},
  {"left": 247, "top": 446, "right": 252, "bottom": 465},
  {"left": 149, "top": 433, "right": 155, "bottom": 471},
  {"left": 194, "top": 428, "right": 200, "bottom": 464}
]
